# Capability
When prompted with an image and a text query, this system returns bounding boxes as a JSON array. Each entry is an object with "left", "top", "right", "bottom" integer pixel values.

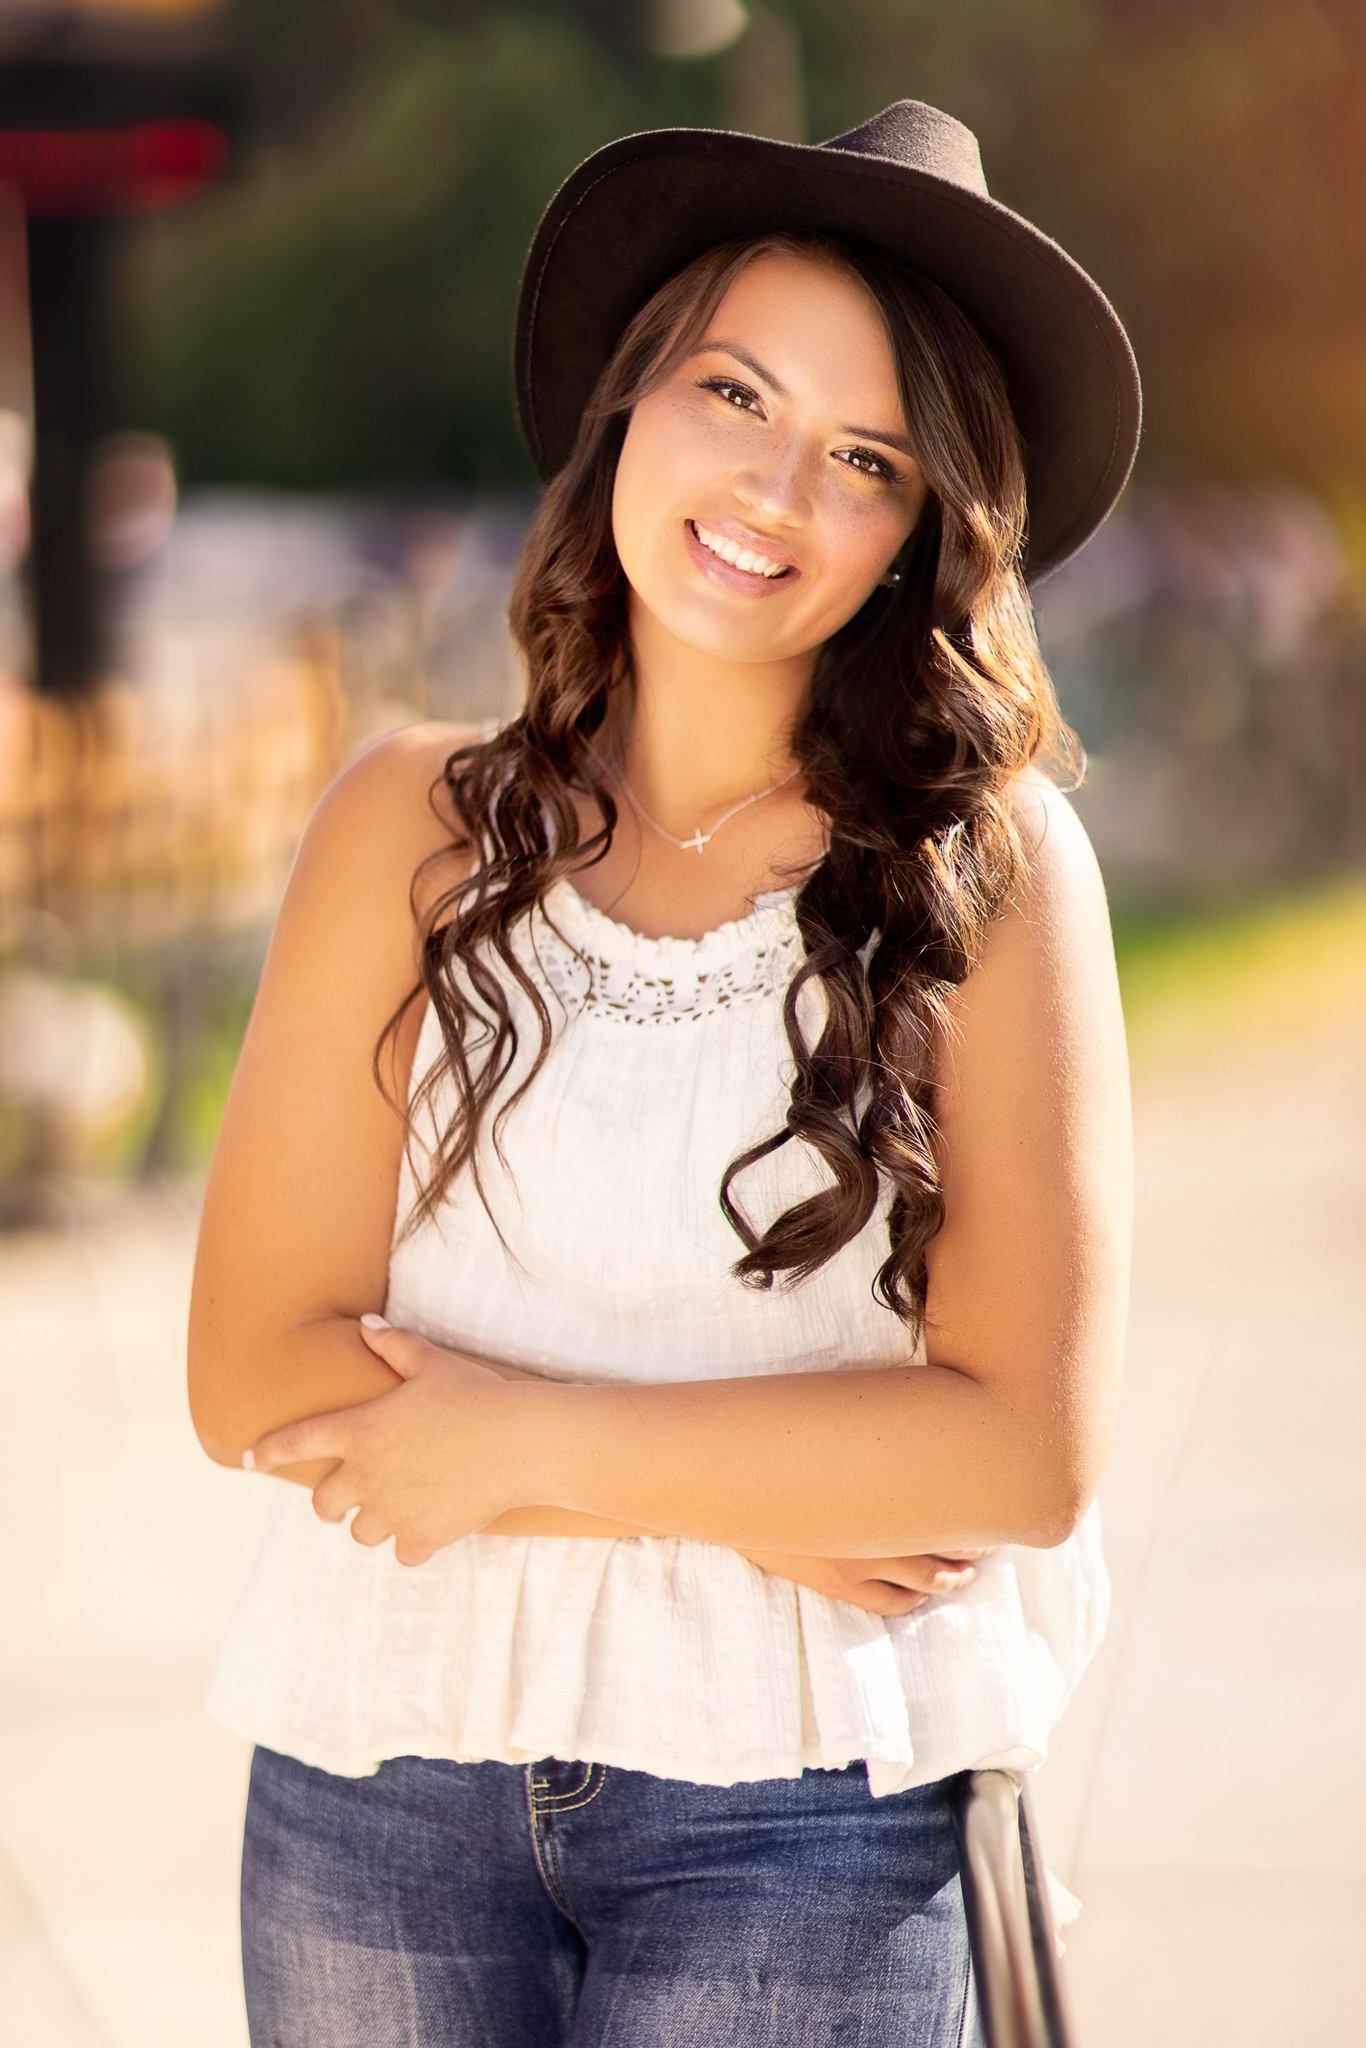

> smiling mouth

[{"left": 689, "top": 521, "right": 793, "bottom": 579}]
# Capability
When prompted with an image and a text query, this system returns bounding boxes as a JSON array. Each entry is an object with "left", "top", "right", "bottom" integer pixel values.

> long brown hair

[{"left": 382, "top": 233, "right": 1075, "bottom": 1330}]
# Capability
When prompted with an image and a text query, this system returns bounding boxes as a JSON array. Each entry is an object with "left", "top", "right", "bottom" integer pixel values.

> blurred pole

[
  {"left": 0, "top": 13, "right": 237, "bottom": 697},
  {"left": 720, "top": 2, "right": 804, "bottom": 142},
  {"left": 25, "top": 215, "right": 113, "bottom": 696}
]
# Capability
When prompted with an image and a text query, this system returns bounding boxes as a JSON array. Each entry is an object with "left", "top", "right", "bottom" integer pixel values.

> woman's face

[{"left": 612, "top": 248, "right": 929, "bottom": 671}]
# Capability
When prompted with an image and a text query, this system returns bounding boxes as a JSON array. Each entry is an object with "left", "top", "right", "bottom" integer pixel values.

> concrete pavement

[{"left": 1033, "top": 976, "right": 1366, "bottom": 2046}]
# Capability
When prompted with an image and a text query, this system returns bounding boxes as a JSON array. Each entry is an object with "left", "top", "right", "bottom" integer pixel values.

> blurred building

[{"left": 1041, "top": 486, "right": 1366, "bottom": 901}]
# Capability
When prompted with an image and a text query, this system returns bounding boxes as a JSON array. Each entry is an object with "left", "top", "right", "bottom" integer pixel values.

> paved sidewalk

[
  {"left": 1033, "top": 990, "right": 1366, "bottom": 2046},
  {"left": 0, "top": 1186, "right": 272, "bottom": 2048},
  {"left": 0, "top": 970, "right": 1362, "bottom": 2046}
]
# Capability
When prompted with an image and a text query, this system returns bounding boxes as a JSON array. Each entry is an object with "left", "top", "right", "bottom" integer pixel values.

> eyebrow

[
  {"left": 842, "top": 421, "right": 916, "bottom": 458},
  {"left": 691, "top": 339, "right": 916, "bottom": 459},
  {"left": 691, "top": 339, "right": 790, "bottom": 398}
]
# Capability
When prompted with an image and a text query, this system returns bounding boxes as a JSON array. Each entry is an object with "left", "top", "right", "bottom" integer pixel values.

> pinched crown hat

[{"left": 514, "top": 99, "right": 1140, "bottom": 579}]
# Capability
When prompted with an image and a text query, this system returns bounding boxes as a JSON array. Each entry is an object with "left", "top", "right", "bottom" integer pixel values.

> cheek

[
  {"left": 614, "top": 387, "right": 746, "bottom": 518},
  {"left": 612, "top": 404, "right": 686, "bottom": 583},
  {"left": 613, "top": 397, "right": 732, "bottom": 603},
  {"left": 809, "top": 484, "right": 916, "bottom": 610}
]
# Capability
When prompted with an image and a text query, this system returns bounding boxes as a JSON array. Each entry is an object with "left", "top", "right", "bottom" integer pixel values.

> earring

[{"left": 881, "top": 567, "right": 903, "bottom": 587}]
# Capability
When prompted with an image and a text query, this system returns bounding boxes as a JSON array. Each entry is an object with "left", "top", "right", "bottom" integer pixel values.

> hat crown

[{"left": 824, "top": 99, "right": 988, "bottom": 200}]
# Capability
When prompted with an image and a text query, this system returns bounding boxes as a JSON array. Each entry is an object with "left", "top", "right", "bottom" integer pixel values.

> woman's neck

[
  {"left": 567, "top": 595, "right": 823, "bottom": 941},
  {"left": 621, "top": 594, "right": 812, "bottom": 826}
]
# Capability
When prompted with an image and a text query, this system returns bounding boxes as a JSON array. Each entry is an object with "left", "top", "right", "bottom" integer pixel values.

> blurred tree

[
  {"left": 124, "top": 5, "right": 715, "bottom": 485},
  {"left": 792, "top": 0, "right": 1365, "bottom": 494},
  {"left": 123, "top": 0, "right": 1365, "bottom": 494}
]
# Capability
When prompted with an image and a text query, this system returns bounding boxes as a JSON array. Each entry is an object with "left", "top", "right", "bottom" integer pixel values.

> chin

[
  {"left": 643, "top": 587, "right": 797, "bottom": 664},
  {"left": 678, "top": 618, "right": 793, "bottom": 665}
]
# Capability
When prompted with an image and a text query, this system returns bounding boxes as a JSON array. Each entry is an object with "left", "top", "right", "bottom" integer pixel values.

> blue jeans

[{"left": 242, "top": 1747, "right": 979, "bottom": 2046}]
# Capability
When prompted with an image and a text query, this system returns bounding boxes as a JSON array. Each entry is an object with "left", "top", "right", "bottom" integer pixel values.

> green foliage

[
  {"left": 1112, "top": 878, "right": 1366, "bottom": 1059},
  {"left": 125, "top": 10, "right": 713, "bottom": 486},
  {"left": 122, "top": 0, "right": 1365, "bottom": 492},
  {"left": 161, "top": 970, "right": 259, "bottom": 1169}
]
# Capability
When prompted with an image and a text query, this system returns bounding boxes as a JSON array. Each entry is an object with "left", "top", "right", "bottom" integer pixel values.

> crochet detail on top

[{"left": 530, "top": 883, "right": 803, "bottom": 1026}]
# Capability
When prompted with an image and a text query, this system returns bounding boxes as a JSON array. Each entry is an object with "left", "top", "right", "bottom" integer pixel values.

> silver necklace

[{"left": 621, "top": 767, "right": 802, "bottom": 855}]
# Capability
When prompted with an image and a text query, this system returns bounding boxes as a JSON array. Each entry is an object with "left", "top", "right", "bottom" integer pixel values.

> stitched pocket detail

[
  {"left": 531, "top": 1762, "right": 608, "bottom": 1813},
  {"left": 524, "top": 1763, "right": 609, "bottom": 1923}
]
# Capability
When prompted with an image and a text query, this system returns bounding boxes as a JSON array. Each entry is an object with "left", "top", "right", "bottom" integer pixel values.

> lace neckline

[{"left": 531, "top": 880, "right": 803, "bottom": 1026}]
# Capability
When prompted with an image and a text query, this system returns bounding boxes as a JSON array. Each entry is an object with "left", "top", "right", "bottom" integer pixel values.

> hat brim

[{"left": 514, "top": 127, "right": 1141, "bottom": 580}]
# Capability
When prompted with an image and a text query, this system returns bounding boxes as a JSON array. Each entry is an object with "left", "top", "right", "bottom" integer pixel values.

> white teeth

[{"left": 693, "top": 522, "right": 788, "bottom": 579}]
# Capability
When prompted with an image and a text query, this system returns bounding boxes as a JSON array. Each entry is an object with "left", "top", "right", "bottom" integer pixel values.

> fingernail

[
  {"left": 241, "top": 1448, "right": 256, "bottom": 1471},
  {"left": 361, "top": 1313, "right": 391, "bottom": 1330},
  {"left": 933, "top": 1568, "right": 973, "bottom": 1590}
]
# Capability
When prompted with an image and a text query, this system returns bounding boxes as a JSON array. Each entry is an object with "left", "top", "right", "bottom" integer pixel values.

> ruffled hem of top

[{"left": 207, "top": 1496, "right": 1108, "bottom": 1796}]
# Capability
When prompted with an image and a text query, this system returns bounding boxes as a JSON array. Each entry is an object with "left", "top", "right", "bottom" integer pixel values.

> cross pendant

[{"left": 686, "top": 829, "right": 709, "bottom": 854}]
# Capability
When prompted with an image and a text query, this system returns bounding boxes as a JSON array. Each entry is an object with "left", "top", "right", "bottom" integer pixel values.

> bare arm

[
  {"left": 190, "top": 724, "right": 469, "bottom": 1482},
  {"left": 189, "top": 726, "right": 704, "bottom": 1535},
  {"left": 246, "top": 772, "right": 1131, "bottom": 1561}
]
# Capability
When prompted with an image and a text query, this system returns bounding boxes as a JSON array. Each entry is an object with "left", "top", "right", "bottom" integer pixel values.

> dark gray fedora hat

[{"left": 514, "top": 100, "right": 1141, "bottom": 579}]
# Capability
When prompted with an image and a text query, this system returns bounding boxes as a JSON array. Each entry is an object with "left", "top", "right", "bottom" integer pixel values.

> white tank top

[{"left": 208, "top": 880, "right": 1108, "bottom": 1794}]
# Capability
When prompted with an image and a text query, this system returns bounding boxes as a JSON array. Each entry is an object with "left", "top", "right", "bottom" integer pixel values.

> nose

[{"left": 732, "top": 433, "right": 811, "bottom": 530}]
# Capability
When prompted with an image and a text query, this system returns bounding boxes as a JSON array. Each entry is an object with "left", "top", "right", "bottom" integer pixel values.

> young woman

[{"left": 190, "top": 101, "right": 1138, "bottom": 2048}]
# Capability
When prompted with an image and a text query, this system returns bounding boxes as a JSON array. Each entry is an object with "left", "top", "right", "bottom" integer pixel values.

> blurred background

[{"left": 0, "top": 2, "right": 1361, "bottom": 2044}]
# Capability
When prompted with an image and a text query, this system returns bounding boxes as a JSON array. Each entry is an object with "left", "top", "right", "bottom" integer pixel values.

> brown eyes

[
  {"left": 699, "top": 376, "right": 761, "bottom": 412},
  {"left": 694, "top": 378, "right": 900, "bottom": 484},
  {"left": 835, "top": 448, "right": 898, "bottom": 483}
]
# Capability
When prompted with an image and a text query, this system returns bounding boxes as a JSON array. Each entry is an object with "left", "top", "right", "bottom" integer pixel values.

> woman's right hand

[{"left": 738, "top": 1547, "right": 991, "bottom": 1616}]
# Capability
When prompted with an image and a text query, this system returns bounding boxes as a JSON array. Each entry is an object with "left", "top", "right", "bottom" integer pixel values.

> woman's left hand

[
  {"left": 738, "top": 1547, "right": 992, "bottom": 1616},
  {"left": 248, "top": 1319, "right": 520, "bottom": 1566}
]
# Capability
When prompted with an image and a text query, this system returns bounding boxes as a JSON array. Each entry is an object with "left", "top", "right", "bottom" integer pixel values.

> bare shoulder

[
  {"left": 250, "top": 721, "right": 483, "bottom": 1034},
  {"left": 947, "top": 767, "right": 1123, "bottom": 1059},
  {"left": 1004, "top": 766, "right": 1108, "bottom": 926},
  {"left": 310, "top": 720, "right": 481, "bottom": 859},
  {"left": 291, "top": 721, "right": 483, "bottom": 920}
]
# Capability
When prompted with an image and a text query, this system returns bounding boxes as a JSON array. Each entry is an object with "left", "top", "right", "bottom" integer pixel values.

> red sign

[{"left": 0, "top": 118, "right": 227, "bottom": 216}]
